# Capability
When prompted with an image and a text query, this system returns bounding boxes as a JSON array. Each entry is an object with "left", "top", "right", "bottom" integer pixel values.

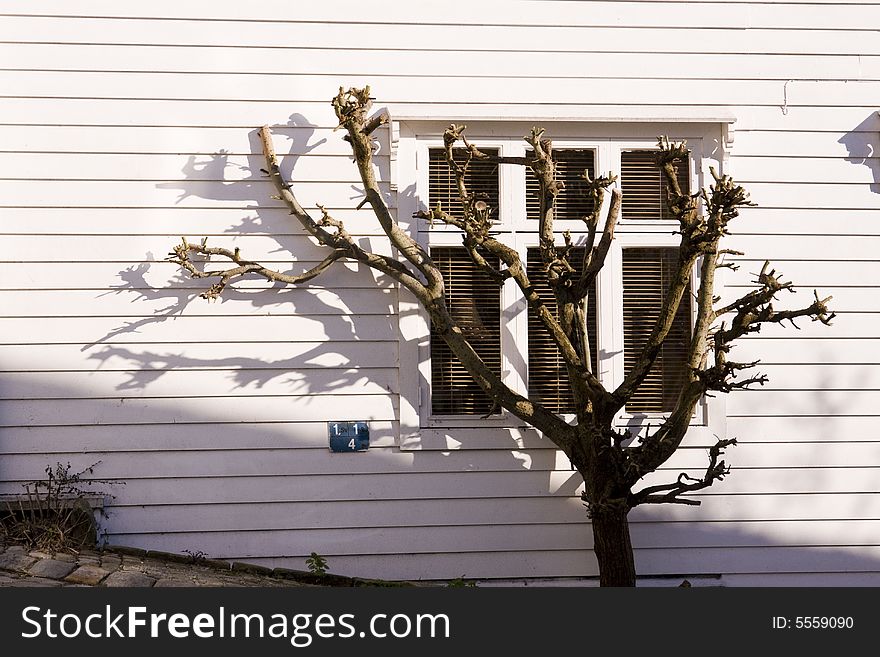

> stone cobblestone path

[{"left": 0, "top": 540, "right": 379, "bottom": 588}]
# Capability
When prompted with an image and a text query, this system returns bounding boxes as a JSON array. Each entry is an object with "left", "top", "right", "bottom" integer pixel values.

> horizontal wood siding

[{"left": 0, "top": 0, "right": 877, "bottom": 584}]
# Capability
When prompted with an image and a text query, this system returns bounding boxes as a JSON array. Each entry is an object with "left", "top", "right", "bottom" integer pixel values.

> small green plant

[
  {"left": 306, "top": 551, "right": 329, "bottom": 576},
  {"left": 0, "top": 461, "right": 121, "bottom": 554},
  {"left": 184, "top": 549, "right": 208, "bottom": 564},
  {"left": 446, "top": 575, "right": 476, "bottom": 588}
]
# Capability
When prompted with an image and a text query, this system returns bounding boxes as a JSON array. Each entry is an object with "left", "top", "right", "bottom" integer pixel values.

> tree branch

[
  {"left": 167, "top": 238, "right": 346, "bottom": 300},
  {"left": 258, "top": 123, "right": 434, "bottom": 304},
  {"left": 573, "top": 181, "right": 620, "bottom": 299},
  {"left": 330, "top": 86, "right": 444, "bottom": 294},
  {"left": 629, "top": 438, "right": 737, "bottom": 507}
]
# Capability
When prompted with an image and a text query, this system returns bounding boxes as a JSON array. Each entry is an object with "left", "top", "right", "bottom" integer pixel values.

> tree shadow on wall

[{"left": 85, "top": 113, "right": 395, "bottom": 395}]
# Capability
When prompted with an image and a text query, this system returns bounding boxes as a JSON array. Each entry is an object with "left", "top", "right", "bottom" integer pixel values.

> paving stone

[
  {"left": 28, "top": 550, "right": 55, "bottom": 560},
  {"left": 3, "top": 578, "right": 63, "bottom": 588},
  {"left": 100, "top": 556, "right": 122, "bottom": 570},
  {"left": 102, "top": 571, "right": 156, "bottom": 587},
  {"left": 64, "top": 565, "right": 111, "bottom": 586},
  {"left": 28, "top": 551, "right": 77, "bottom": 563},
  {"left": 0, "top": 552, "right": 37, "bottom": 572},
  {"left": 154, "top": 579, "right": 193, "bottom": 587},
  {"left": 120, "top": 556, "right": 145, "bottom": 567},
  {"left": 28, "top": 559, "right": 76, "bottom": 580}
]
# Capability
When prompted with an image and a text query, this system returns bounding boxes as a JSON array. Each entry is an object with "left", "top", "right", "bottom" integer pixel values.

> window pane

[
  {"left": 527, "top": 248, "right": 598, "bottom": 415},
  {"left": 623, "top": 248, "right": 692, "bottom": 414},
  {"left": 430, "top": 248, "right": 502, "bottom": 416},
  {"left": 526, "top": 149, "right": 596, "bottom": 222},
  {"left": 428, "top": 148, "right": 499, "bottom": 221},
  {"left": 621, "top": 150, "right": 689, "bottom": 221}
]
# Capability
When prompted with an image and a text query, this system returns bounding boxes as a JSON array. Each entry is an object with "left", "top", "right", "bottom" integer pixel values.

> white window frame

[{"left": 395, "top": 119, "right": 731, "bottom": 449}]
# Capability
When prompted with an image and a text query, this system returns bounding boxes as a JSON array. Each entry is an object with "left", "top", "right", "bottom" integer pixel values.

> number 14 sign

[{"left": 328, "top": 421, "right": 370, "bottom": 452}]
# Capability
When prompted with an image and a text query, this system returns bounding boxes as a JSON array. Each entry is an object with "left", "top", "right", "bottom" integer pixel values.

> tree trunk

[{"left": 591, "top": 504, "right": 636, "bottom": 587}]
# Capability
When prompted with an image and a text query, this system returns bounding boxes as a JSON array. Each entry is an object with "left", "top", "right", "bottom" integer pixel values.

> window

[
  {"left": 621, "top": 150, "right": 689, "bottom": 222},
  {"left": 429, "top": 247, "right": 502, "bottom": 415},
  {"left": 622, "top": 248, "right": 692, "bottom": 414},
  {"left": 402, "top": 126, "right": 712, "bottom": 431},
  {"left": 526, "top": 247, "right": 598, "bottom": 414},
  {"left": 428, "top": 148, "right": 500, "bottom": 220},
  {"left": 526, "top": 148, "right": 596, "bottom": 221}
]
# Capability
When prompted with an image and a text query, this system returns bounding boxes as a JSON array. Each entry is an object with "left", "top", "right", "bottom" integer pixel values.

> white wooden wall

[{"left": 0, "top": 0, "right": 878, "bottom": 585}]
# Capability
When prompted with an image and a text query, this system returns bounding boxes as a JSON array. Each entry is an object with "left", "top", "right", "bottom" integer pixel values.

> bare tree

[{"left": 167, "top": 87, "right": 834, "bottom": 586}]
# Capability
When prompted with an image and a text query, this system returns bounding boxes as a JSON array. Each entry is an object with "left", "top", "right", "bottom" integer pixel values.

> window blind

[
  {"left": 428, "top": 147, "right": 499, "bottom": 220},
  {"left": 527, "top": 248, "right": 598, "bottom": 415},
  {"left": 621, "top": 150, "right": 689, "bottom": 221},
  {"left": 622, "top": 248, "right": 692, "bottom": 414},
  {"left": 526, "top": 149, "right": 596, "bottom": 222},
  {"left": 430, "top": 248, "right": 502, "bottom": 416}
]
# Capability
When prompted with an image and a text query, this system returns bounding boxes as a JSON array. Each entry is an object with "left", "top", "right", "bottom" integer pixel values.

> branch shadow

[{"left": 84, "top": 113, "right": 387, "bottom": 399}]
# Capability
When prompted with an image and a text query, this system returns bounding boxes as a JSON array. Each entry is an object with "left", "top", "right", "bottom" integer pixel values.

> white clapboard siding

[
  {"left": 0, "top": 342, "right": 398, "bottom": 371},
  {"left": 733, "top": 156, "right": 880, "bottom": 185},
  {"left": 107, "top": 500, "right": 588, "bottom": 533},
  {"left": 721, "top": 287, "right": 879, "bottom": 313},
  {"left": 729, "top": 416, "right": 880, "bottom": 442},
  {"left": 0, "top": 98, "right": 874, "bottom": 131},
  {"left": 0, "top": 421, "right": 400, "bottom": 453},
  {"left": 0, "top": 126, "right": 381, "bottom": 156},
  {"left": 734, "top": 129, "right": 880, "bottom": 158},
  {"left": 716, "top": 363, "right": 880, "bottom": 390},
  {"left": 724, "top": 235, "right": 880, "bottom": 260},
  {"left": 0, "top": 235, "right": 394, "bottom": 262},
  {"left": 0, "top": 315, "right": 398, "bottom": 344},
  {"left": 0, "top": 396, "right": 398, "bottom": 427},
  {"left": 725, "top": 259, "right": 878, "bottom": 286},
  {"left": 0, "top": 442, "right": 869, "bottom": 475},
  {"left": 4, "top": 44, "right": 877, "bottom": 82},
  {"left": 0, "top": 262, "right": 394, "bottom": 290},
  {"left": 0, "top": 471, "right": 578, "bottom": 504},
  {"left": 87, "top": 518, "right": 880, "bottom": 558},
  {"left": 6, "top": 71, "right": 880, "bottom": 107},
  {"left": 0, "top": 0, "right": 878, "bottom": 585},
  {"left": 727, "top": 390, "right": 879, "bottom": 417},
  {"left": 0, "top": 208, "right": 395, "bottom": 236},
  {"left": 104, "top": 525, "right": 593, "bottom": 557},
  {"left": 0, "top": 152, "right": 389, "bottom": 183},
  {"left": 727, "top": 183, "right": 880, "bottom": 210},
  {"left": 1, "top": 13, "right": 879, "bottom": 56},
  {"left": 103, "top": 510, "right": 880, "bottom": 552},
  {"left": 0, "top": 288, "right": 396, "bottom": 317},
  {"left": 8, "top": 0, "right": 880, "bottom": 31},
  {"left": 0, "top": 368, "right": 398, "bottom": 400},
  {"left": 734, "top": 338, "right": 880, "bottom": 365},
  {"left": 1, "top": 464, "right": 876, "bottom": 503},
  {"left": 0, "top": 180, "right": 392, "bottom": 209}
]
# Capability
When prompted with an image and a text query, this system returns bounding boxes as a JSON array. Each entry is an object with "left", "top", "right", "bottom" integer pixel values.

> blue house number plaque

[{"left": 328, "top": 421, "right": 370, "bottom": 452}]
